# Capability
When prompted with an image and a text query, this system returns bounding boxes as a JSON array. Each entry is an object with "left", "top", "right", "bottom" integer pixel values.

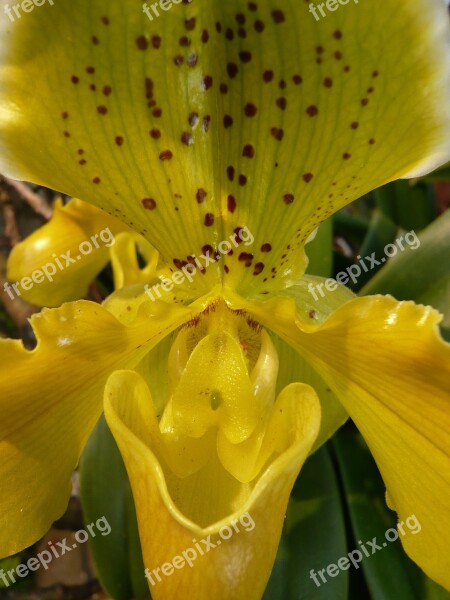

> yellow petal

[
  {"left": 109, "top": 231, "right": 159, "bottom": 289},
  {"left": 271, "top": 332, "right": 348, "bottom": 454},
  {"left": 1, "top": 1, "right": 450, "bottom": 296},
  {"left": 225, "top": 276, "right": 354, "bottom": 451},
  {"left": 104, "top": 369, "right": 321, "bottom": 600},
  {"left": 250, "top": 293, "right": 450, "bottom": 590},
  {"left": 6, "top": 198, "right": 129, "bottom": 306},
  {"left": 170, "top": 329, "right": 259, "bottom": 443},
  {"left": 0, "top": 297, "right": 190, "bottom": 557},
  {"left": 217, "top": 381, "right": 318, "bottom": 483}
]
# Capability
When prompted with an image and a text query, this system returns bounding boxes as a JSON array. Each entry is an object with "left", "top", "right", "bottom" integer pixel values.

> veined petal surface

[
  {"left": 248, "top": 293, "right": 450, "bottom": 590},
  {"left": 0, "top": 297, "right": 190, "bottom": 557},
  {"left": 104, "top": 369, "right": 321, "bottom": 600}
]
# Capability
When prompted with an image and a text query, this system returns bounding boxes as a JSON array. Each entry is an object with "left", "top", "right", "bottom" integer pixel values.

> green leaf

[
  {"left": 79, "top": 416, "right": 150, "bottom": 600},
  {"left": 440, "top": 326, "right": 450, "bottom": 343},
  {"left": 418, "top": 277, "right": 450, "bottom": 328},
  {"left": 353, "top": 211, "right": 398, "bottom": 290},
  {"left": 333, "top": 211, "right": 370, "bottom": 250},
  {"left": 333, "top": 424, "right": 450, "bottom": 600},
  {"left": 360, "top": 209, "right": 450, "bottom": 326},
  {"left": 263, "top": 532, "right": 289, "bottom": 600},
  {"left": 306, "top": 218, "right": 333, "bottom": 279},
  {"left": 264, "top": 444, "right": 348, "bottom": 600},
  {"left": 374, "top": 180, "right": 436, "bottom": 231},
  {"left": 0, "top": 555, "right": 26, "bottom": 589}
]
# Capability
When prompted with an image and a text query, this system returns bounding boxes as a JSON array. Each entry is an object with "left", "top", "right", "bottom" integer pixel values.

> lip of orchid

[{"left": 144, "top": 512, "right": 256, "bottom": 587}]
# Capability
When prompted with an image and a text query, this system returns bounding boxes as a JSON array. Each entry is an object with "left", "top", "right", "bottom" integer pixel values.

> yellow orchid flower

[{"left": 0, "top": 0, "right": 450, "bottom": 598}]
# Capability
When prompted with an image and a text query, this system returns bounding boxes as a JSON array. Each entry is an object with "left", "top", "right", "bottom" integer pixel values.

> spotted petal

[{"left": 0, "top": 0, "right": 449, "bottom": 297}]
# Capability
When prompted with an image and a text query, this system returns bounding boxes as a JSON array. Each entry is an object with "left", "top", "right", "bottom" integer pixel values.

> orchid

[{"left": 0, "top": 1, "right": 450, "bottom": 598}]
